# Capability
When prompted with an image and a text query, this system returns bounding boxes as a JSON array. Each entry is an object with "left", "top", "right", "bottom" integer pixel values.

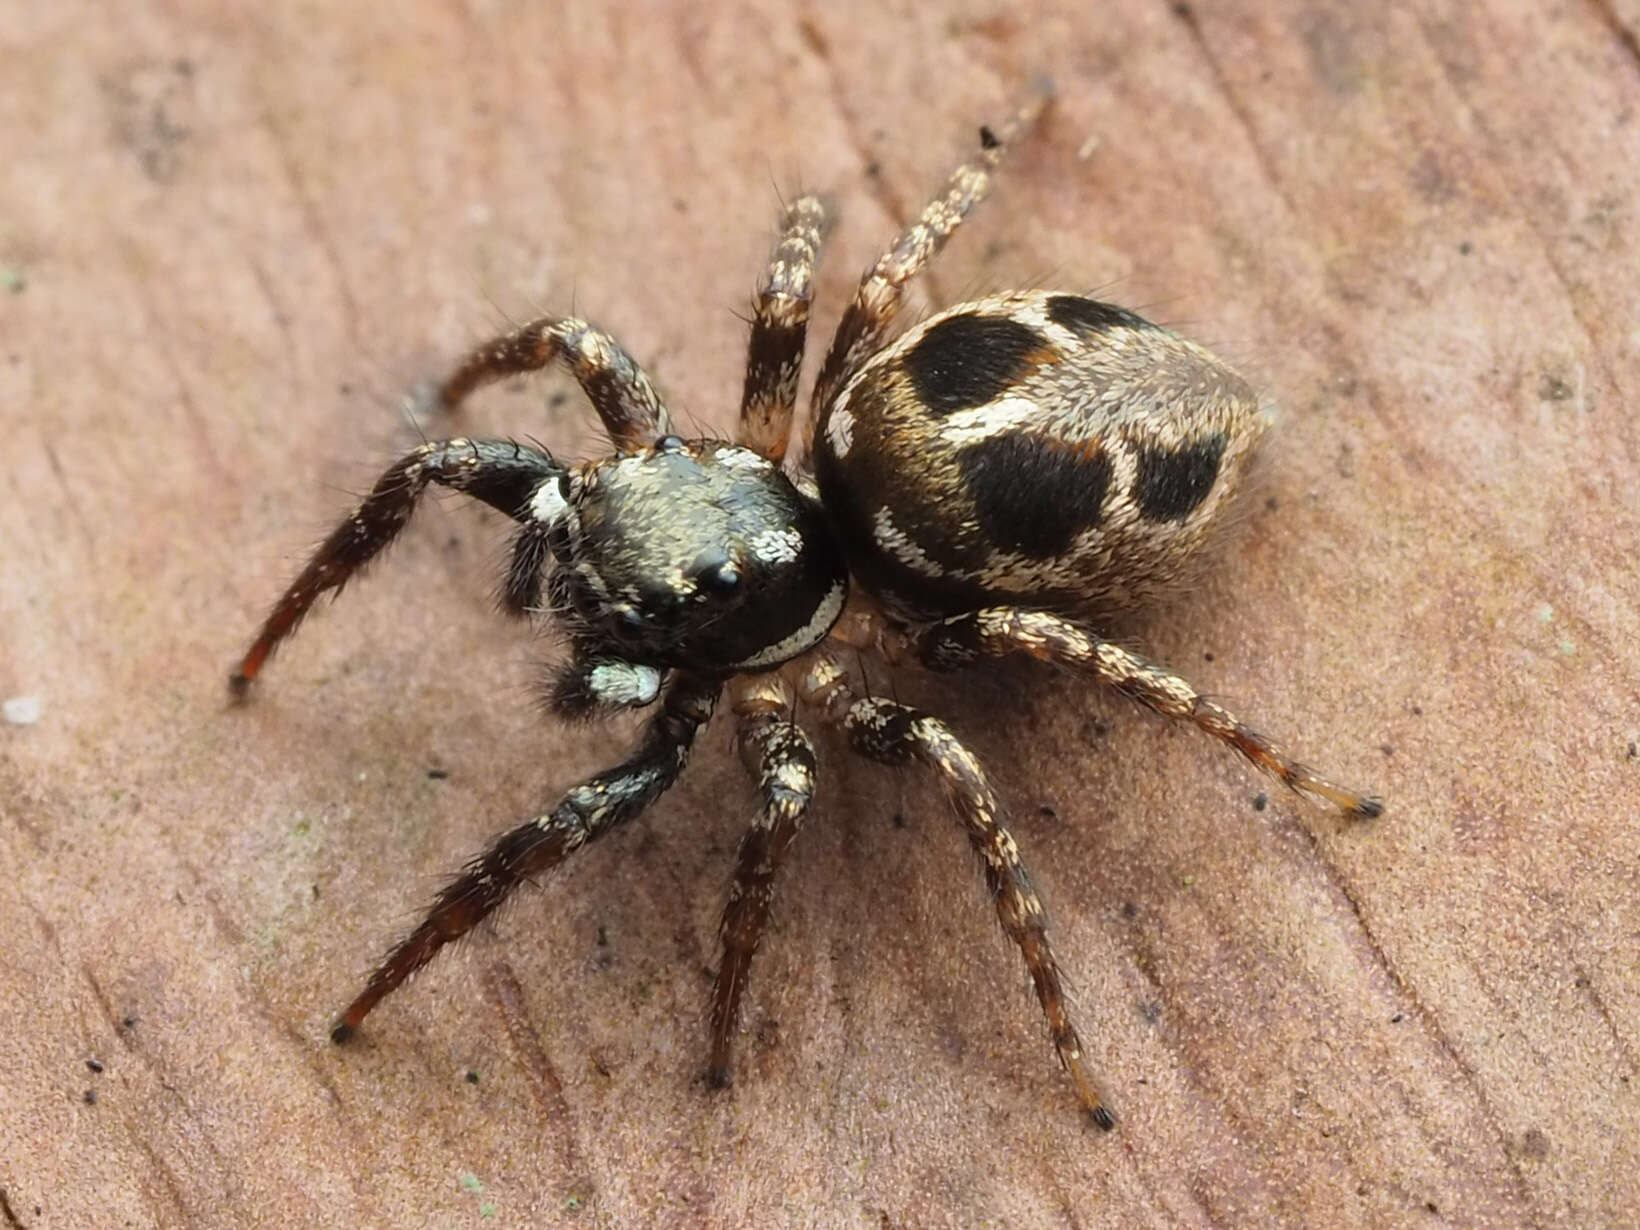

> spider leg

[
  {"left": 708, "top": 675, "right": 817, "bottom": 1086},
  {"left": 917, "top": 608, "right": 1383, "bottom": 818},
  {"left": 437, "top": 315, "right": 671, "bottom": 452},
  {"left": 230, "top": 438, "right": 561, "bottom": 691},
  {"left": 804, "top": 81, "right": 1052, "bottom": 440},
  {"left": 738, "top": 195, "right": 830, "bottom": 462},
  {"left": 331, "top": 673, "right": 719, "bottom": 1041},
  {"left": 795, "top": 649, "right": 1115, "bottom": 1130}
]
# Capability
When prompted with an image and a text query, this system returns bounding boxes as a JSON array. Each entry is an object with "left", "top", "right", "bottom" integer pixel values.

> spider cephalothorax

[
  {"left": 231, "top": 83, "right": 1379, "bottom": 1130},
  {"left": 535, "top": 438, "right": 846, "bottom": 677}
]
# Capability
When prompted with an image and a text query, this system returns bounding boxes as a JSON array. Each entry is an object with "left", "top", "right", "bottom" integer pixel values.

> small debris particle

[
  {"left": 1380, "top": 744, "right": 1395, "bottom": 758},
  {"left": 1390, "top": 1012, "right": 1404, "bottom": 1023},
  {"left": 121, "top": 1015, "right": 137, "bottom": 1030},
  {"left": 3, "top": 696, "right": 42, "bottom": 725},
  {"left": 426, "top": 767, "right": 449, "bottom": 780},
  {"left": 1538, "top": 373, "right": 1574, "bottom": 402},
  {"left": 1458, "top": 240, "right": 1473, "bottom": 255},
  {"left": 1, "top": 268, "right": 24, "bottom": 294},
  {"left": 459, "top": 1172, "right": 483, "bottom": 1194},
  {"left": 565, "top": 1194, "right": 584, "bottom": 1211},
  {"left": 1181, "top": 873, "right": 1195, "bottom": 888},
  {"left": 82, "top": 1089, "right": 97, "bottom": 1105},
  {"left": 465, "top": 1069, "right": 479, "bottom": 1084},
  {"left": 1203, "top": 650, "right": 1215, "bottom": 662},
  {"left": 1076, "top": 133, "right": 1102, "bottom": 161},
  {"left": 1037, "top": 804, "right": 1057, "bottom": 821},
  {"left": 1628, "top": 741, "right": 1637, "bottom": 761},
  {"left": 86, "top": 1058, "right": 104, "bottom": 1074},
  {"left": 479, "top": 1202, "right": 496, "bottom": 1217},
  {"left": 1120, "top": 901, "right": 1138, "bottom": 920},
  {"left": 891, "top": 811, "right": 908, "bottom": 829},
  {"left": 1253, "top": 792, "right": 1268, "bottom": 811}
]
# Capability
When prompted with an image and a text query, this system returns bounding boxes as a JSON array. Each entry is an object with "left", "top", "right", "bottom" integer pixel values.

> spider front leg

[
  {"left": 331, "top": 673, "right": 719, "bottom": 1041},
  {"left": 918, "top": 608, "right": 1383, "bottom": 818},
  {"left": 708, "top": 675, "right": 817, "bottom": 1087},
  {"left": 796, "top": 650, "right": 1116, "bottom": 1130},
  {"left": 230, "top": 438, "right": 562, "bottom": 691},
  {"left": 437, "top": 315, "right": 671, "bottom": 452},
  {"left": 738, "top": 194, "right": 829, "bottom": 462},
  {"left": 805, "top": 81, "right": 1052, "bottom": 436}
]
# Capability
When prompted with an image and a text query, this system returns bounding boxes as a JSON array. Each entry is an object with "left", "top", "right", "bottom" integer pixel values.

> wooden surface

[{"left": 3, "top": 2, "right": 1637, "bottom": 1227}]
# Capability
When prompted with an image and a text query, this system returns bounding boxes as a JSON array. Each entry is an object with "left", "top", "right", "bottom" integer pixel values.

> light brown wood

[{"left": 3, "top": 2, "right": 1636, "bottom": 1226}]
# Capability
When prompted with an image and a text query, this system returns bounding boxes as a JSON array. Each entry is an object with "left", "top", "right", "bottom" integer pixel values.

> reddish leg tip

[{"left": 227, "top": 670, "right": 254, "bottom": 701}]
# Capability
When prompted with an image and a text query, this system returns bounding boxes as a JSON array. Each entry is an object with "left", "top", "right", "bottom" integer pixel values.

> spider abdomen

[{"left": 813, "top": 290, "right": 1268, "bottom": 624}]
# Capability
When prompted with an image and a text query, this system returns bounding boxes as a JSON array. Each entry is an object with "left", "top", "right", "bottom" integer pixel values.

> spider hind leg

[
  {"left": 795, "top": 648, "right": 1116, "bottom": 1130},
  {"left": 918, "top": 607, "right": 1382, "bottom": 818},
  {"left": 739, "top": 194, "right": 830, "bottom": 462}
]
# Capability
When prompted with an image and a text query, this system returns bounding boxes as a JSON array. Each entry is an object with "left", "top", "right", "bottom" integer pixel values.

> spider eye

[{"left": 694, "top": 553, "right": 741, "bottom": 596}]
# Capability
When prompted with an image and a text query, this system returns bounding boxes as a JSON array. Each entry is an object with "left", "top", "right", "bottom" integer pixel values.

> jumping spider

[{"left": 231, "top": 84, "right": 1380, "bottom": 1129}]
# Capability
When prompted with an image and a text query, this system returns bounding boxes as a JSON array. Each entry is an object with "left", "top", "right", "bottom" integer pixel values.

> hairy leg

[
  {"left": 918, "top": 607, "right": 1383, "bottom": 818},
  {"left": 331, "top": 673, "right": 719, "bottom": 1041},
  {"left": 804, "top": 82, "right": 1053, "bottom": 440},
  {"left": 437, "top": 315, "right": 671, "bottom": 452},
  {"left": 708, "top": 674, "right": 817, "bottom": 1085},
  {"left": 231, "top": 438, "right": 561, "bottom": 691},
  {"left": 738, "top": 195, "right": 830, "bottom": 462},
  {"left": 793, "top": 648, "right": 1115, "bottom": 1129}
]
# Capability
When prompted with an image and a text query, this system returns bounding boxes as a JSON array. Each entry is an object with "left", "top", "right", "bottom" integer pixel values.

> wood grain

[{"left": 2, "top": 2, "right": 1636, "bottom": 1226}]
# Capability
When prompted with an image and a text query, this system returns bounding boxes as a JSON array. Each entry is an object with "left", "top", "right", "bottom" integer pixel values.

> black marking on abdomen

[
  {"left": 1046, "top": 294, "right": 1150, "bottom": 336},
  {"left": 903, "top": 314, "right": 1050, "bottom": 415},
  {"left": 1134, "top": 434, "right": 1226, "bottom": 522},
  {"left": 958, "top": 431, "right": 1112, "bottom": 557}
]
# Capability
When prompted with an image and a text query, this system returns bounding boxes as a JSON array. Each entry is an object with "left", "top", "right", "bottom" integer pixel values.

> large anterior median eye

[{"left": 694, "top": 552, "right": 742, "bottom": 596}]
